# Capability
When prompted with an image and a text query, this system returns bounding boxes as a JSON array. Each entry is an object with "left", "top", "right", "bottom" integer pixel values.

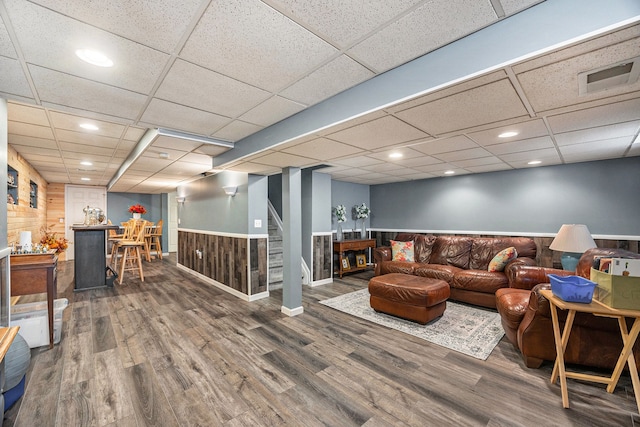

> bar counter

[{"left": 72, "top": 225, "right": 119, "bottom": 291}]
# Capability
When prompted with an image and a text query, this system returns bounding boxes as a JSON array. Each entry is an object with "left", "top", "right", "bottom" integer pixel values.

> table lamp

[{"left": 549, "top": 224, "right": 597, "bottom": 271}]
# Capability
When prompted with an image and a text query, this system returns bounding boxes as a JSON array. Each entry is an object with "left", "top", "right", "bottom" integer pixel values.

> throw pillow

[
  {"left": 391, "top": 240, "right": 414, "bottom": 262},
  {"left": 488, "top": 247, "right": 518, "bottom": 272}
]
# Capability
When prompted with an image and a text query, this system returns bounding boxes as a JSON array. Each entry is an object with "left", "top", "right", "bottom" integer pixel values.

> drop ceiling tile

[
  {"left": 156, "top": 60, "right": 270, "bottom": 117},
  {"left": 0, "top": 57, "right": 33, "bottom": 98},
  {"left": 279, "top": 55, "right": 374, "bottom": 106},
  {"left": 628, "top": 144, "right": 640, "bottom": 157},
  {"left": 150, "top": 135, "right": 202, "bottom": 152},
  {"left": 141, "top": 147, "right": 189, "bottom": 161},
  {"left": 547, "top": 98, "right": 640, "bottom": 133},
  {"left": 555, "top": 122, "right": 639, "bottom": 146},
  {"left": 7, "top": 102, "right": 50, "bottom": 126},
  {"left": 140, "top": 99, "right": 230, "bottom": 136},
  {"left": 468, "top": 119, "right": 549, "bottom": 146},
  {"left": 451, "top": 156, "right": 506, "bottom": 168},
  {"left": 411, "top": 135, "right": 479, "bottom": 155},
  {"left": 348, "top": 0, "right": 497, "bottom": 72},
  {"left": 500, "top": 148, "right": 560, "bottom": 163},
  {"left": 517, "top": 37, "right": 640, "bottom": 112},
  {"left": 396, "top": 79, "right": 528, "bottom": 135},
  {"left": 60, "top": 143, "right": 115, "bottom": 157},
  {"left": 239, "top": 96, "right": 306, "bottom": 127},
  {"left": 435, "top": 147, "right": 493, "bottom": 162},
  {"left": 485, "top": 136, "right": 555, "bottom": 155},
  {"left": 124, "top": 127, "right": 146, "bottom": 142},
  {"left": 6, "top": 0, "right": 169, "bottom": 93},
  {"left": 224, "top": 162, "right": 281, "bottom": 175},
  {"left": 464, "top": 163, "right": 513, "bottom": 173},
  {"left": 559, "top": 137, "right": 632, "bottom": 162},
  {"left": 251, "top": 152, "right": 316, "bottom": 168},
  {"left": 56, "top": 129, "right": 121, "bottom": 148},
  {"left": 8, "top": 134, "right": 57, "bottom": 149},
  {"left": 317, "top": 110, "right": 387, "bottom": 136},
  {"left": 396, "top": 156, "right": 443, "bottom": 168},
  {"left": 8, "top": 122, "right": 54, "bottom": 139},
  {"left": 212, "top": 120, "right": 263, "bottom": 142},
  {"left": 366, "top": 147, "right": 424, "bottom": 161},
  {"left": 180, "top": 0, "right": 338, "bottom": 92},
  {"left": 29, "top": 66, "right": 148, "bottom": 119},
  {"left": 500, "top": 0, "right": 544, "bottom": 15},
  {"left": 360, "top": 162, "right": 407, "bottom": 173},
  {"left": 412, "top": 162, "right": 455, "bottom": 173},
  {"left": 401, "top": 171, "right": 438, "bottom": 181},
  {"left": 193, "top": 145, "right": 231, "bottom": 157},
  {"left": 281, "top": 138, "right": 363, "bottom": 161},
  {"left": 30, "top": 0, "right": 204, "bottom": 52},
  {"left": 0, "top": 18, "right": 16, "bottom": 57},
  {"left": 266, "top": 0, "right": 423, "bottom": 48},
  {"left": 179, "top": 153, "right": 215, "bottom": 166},
  {"left": 332, "top": 156, "right": 384, "bottom": 168},
  {"left": 328, "top": 116, "right": 427, "bottom": 149},
  {"left": 49, "top": 112, "right": 126, "bottom": 138},
  {"left": 330, "top": 168, "right": 371, "bottom": 178},
  {"left": 11, "top": 145, "right": 60, "bottom": 158},
  {"left": 40, "top": 172, "right": 70, "bottom": 182}
]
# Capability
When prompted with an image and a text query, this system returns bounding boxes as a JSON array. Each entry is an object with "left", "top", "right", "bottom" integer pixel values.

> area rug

[{"left": 320, "top": 288, "right": 504, "bottom": 360}]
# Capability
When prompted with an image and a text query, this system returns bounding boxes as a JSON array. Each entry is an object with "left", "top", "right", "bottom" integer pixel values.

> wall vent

[{"left": 579, "top": 57, "right": 640, "bottom": 95}]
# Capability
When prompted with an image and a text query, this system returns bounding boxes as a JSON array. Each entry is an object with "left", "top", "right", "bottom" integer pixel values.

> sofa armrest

[
  {"left": 506, "top": 265, "right": 571, "bottom": 290},
  {"left": 373, "top": 246, "right": 391, "bottom": 276}
]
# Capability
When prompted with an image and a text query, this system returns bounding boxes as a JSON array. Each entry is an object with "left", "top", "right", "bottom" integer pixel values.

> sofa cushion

[
  {"left": 488, "top": 247, "right": 518, "bottom": 272},
  {"left": 414, "top": 263, "right": 463, "bottom": 283},
  {"left": 469, "top": 237, "right": 537, "bottom": 270},
  {"left": 379, "top": 260, "right": 417, "bottom": 275},
  {"left": 390, "top": 233, "right": 437, "bottom": 263},
  {"left": 391, "top": 240, "right": 414, "bottom": 262},
  {"left": 452, "top": 269, "right": 509, "bottom": 293},
  {"left": 429, "top": 236, "right": 473, "bottom": 269}
]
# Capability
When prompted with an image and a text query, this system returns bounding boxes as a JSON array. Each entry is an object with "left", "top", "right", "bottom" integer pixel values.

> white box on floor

[{"left": 10, "top": 298, "right": 68, "bottom": 348}]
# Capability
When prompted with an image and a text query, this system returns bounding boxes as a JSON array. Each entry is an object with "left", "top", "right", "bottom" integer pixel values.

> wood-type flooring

[{"left": 5, "top": 255, "right": 640, "bottom": 426}]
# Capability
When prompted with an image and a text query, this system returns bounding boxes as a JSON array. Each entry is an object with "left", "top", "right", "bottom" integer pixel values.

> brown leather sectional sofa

[
  {"left": 498, "top": 247, "right": 640, "bottom": 369},
  {"left": 373, "top": 233, "right": 537, "bottom": 308}
]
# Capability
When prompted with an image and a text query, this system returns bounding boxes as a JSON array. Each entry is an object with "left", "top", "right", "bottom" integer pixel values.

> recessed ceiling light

[
  {"left": 81, "top": 177, "right": 91, "bottom": 181},
  {"left": 80, "top": 161, "right": 93, "bottom": 166},
  {"left": 444, "top": 170, "right": 455, "bottom": 175},
  {"left": 75, "top": 49, "right": 113, "bottom": 67},
  {"left": 159, "top": 152, "right": 170, "bottom": 159},
  {"left": 528, "top": 160, "right": 542, "bottom": 165},
  {"left": 498, "top": 131, "right": 519, "bottom": 138},
  {"left": 80, "top": 123, "right": 99, "bottom": 131},
  {"left": 389, "top": 152, "right": 403, "bottom": 159}
]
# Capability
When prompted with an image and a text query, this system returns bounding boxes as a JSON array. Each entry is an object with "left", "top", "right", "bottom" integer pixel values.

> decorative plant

[
  {"left": 334, "top": 204, "right": 347, "bottom": 223},
  {"left": 40, "top": 225, "right": 69, "bottom": 252},
  {"left": 355, "top": 203, "right": 371, "bottom": 219},
  {"left": 128, "top": 204, "right": 147, "bottom": 214}
]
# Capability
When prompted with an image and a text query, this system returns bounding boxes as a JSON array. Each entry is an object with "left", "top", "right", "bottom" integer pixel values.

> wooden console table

[
  {"left": 333, "top": 239, "right": 376, "bottom": 278},
  {"left": 10, "top": 250, "right": 58, "bottom": 349},
  {"left": 540, "top": 289, "right": 640, "bottom": 413}
]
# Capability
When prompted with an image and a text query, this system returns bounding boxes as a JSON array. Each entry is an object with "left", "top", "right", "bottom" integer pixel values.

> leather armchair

[{"left": 497, "top": 247, "right": 640, "bottom": 369}]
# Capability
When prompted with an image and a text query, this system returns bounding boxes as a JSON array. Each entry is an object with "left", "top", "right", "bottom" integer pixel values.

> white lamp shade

[{"left": 549, "top": 224, "right": 597, "bottom": 253}]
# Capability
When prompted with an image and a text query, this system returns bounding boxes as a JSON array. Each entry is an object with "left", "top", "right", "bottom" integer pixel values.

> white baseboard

[{"left": 281, "top": 305, "right": 304, "bottom": 317}]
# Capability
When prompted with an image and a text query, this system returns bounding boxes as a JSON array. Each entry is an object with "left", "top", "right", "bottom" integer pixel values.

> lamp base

[{"left": 560, "top": 252, "right": 582, "bottom": 272}]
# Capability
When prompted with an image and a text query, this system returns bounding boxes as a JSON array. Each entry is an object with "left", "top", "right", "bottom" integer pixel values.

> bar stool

[
  {"left": 109, "top": 219, "right": 135, "bottom": 271},
  {"left": 114, "top": 220, "right": 148, "bottom": 284},
  {"left": 146, "top": 219, "right": 163, "bottom": 261}
]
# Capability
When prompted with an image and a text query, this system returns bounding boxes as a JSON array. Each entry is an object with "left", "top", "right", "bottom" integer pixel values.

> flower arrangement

[
  {"left": 355, "top": 203, "right": 371, "bottom": 219},
  {"left": 334, "top": 204, "right": 347, "bottom": 223},
  {"left": 128, "top": 204, "right": 147, "bottom": 214},
  {"left": 40, "top": 225, "right": 69, "bottom": 252}
]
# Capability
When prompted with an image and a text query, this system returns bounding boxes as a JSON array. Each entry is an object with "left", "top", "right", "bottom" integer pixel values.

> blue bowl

[{"left": 549, "top": 274, "right": 596, "bottom": 303}]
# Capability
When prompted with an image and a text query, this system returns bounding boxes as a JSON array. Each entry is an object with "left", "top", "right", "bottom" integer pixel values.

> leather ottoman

[{"left": 368, "top": 273, "right": 450, "bottom": 324}]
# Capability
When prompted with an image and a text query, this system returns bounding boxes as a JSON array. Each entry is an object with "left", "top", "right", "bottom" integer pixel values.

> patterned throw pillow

[
  {"left": 391, "top": 240, "right": 415, "bottom": 262},
  {"left": 488, "top": 247, "right": 518, "bottom": 272}
]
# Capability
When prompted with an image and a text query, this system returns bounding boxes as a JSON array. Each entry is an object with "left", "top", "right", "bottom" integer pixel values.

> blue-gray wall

[
  {"left": 107, "top": 192, "right": 168, "bottom": 250},
  {"left": 177, "top": 170, "right": 267, "bottom": 235},
  {"left": 331, "top": 180, "right": 371, "bottom": 231},
  {"left": 370, "top": 157, "right": 640, "bottom": 237}
]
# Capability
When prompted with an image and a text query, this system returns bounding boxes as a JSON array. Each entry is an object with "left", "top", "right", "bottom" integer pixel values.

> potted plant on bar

[{"left": 128, "top": 204, "right": 146, "bottom": 219}]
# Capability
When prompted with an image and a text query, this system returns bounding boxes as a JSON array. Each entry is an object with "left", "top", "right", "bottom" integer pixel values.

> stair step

[{"left": 269, "top": 252, "right": 283, "bottom": 267}]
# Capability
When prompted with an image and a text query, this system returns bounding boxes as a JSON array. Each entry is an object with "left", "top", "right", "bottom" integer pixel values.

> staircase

[{"left": 268, "top": 209, "right": 283, "bottom": 290}]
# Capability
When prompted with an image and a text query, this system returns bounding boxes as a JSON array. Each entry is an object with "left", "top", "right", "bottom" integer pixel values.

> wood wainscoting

[
  {"left": 178, "top": 230, "right": 268, "bottom": 299},
  {"left": 312, "top": 233, "right": 332, "bottom": 283},
  {"left": 372, "top": 231, "right": 639, "bottom": 269}
]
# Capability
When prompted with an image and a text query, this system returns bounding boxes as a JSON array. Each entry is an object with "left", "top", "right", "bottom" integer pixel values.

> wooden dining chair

[
  {"left": 146, "top": 219, "right": 163, "bottom": 261},
  {"left": 109, "top": 219, "right": 136, "bottom": 272},
  {"left": 114, "top": 220, "right": 148, "bottom": 284}
]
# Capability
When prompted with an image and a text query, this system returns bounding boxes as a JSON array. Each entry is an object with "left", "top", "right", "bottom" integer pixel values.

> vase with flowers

[
  {"left": 129, "top": 204, "right": 146, "bottom": 219},
  {"left": 355, "top": 203, "right": 371, "bottom": 239},
  {"left": 334, "top": 204, "right": 346, "bottom": 241},
  {"left": 40, "top": 225, "right": 69, "bottom": 252}
]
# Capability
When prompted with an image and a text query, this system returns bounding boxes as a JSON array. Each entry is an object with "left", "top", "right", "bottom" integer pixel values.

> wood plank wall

[
  {"left": 371, "top": 231, "right": 639, "bottom": 269},
  {"left": 312, "top": 235, "right": 332, "bottom": 282},
  {"left": 44, "top": 183, "right": 67, "bottom": 261},
  {"left": 6, "top": 145, "right": 48, "bottom": 251},
  {"left": 178, "top": 230, "right": 268, "bottom": 296}
]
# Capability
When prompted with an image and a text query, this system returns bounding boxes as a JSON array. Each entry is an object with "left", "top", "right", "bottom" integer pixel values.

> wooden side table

[
  {"left": 540, "top": 289, "right": 640, "bottom": 413},
  {"left": 333, "top": 239, "right": 376, "bottom": 278}
]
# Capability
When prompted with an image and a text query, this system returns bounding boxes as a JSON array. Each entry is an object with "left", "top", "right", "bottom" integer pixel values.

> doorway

[{"left": 64, "top": 185, "right": 107, "bottom": 261}]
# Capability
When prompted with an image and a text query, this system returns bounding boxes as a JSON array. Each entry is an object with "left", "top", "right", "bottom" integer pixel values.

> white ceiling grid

[{"left": 0, "top": 0, "right": 638, "bottom": 193}]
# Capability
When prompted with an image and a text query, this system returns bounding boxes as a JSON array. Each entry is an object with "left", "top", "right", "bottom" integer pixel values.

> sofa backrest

[
  {"left": 577, "top": 247, "right": 640, "bottom": 279},
  {"left": 469, "top": 237, "right": 537, "bottom": 270},
  {"left": 390, "top": 233, "right": 537, "bottom": 270}
]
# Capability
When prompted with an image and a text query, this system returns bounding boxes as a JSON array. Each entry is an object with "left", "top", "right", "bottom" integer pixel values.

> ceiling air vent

[{"left": 579, "top": 57, "right": 640, "bottom": 95}]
